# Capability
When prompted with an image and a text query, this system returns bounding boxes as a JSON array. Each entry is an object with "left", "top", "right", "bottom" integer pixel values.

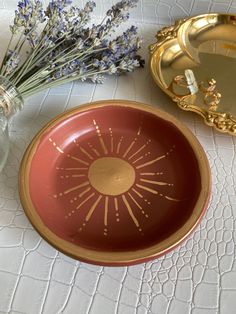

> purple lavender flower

[
  {"left": 119, "top": 58, "right": 140, "bottom": 72},
  {"left": 12, "top": 0, "right": 45, "bottom": 34},
  {"left": 45, "top": 1, "right": 96, "bottom": 41},
  {"left": 2, "top": 0, "right": 144, "bottom": 97},
  {"left": 46, "top": 0, "right": 73, "bottom": 17},
  {"left": 4, "top": 50, "right": 20, "bottom": 75},
  {"left": 106, "top": 0, "right": 138, "bottom": 28},
  {"left": 90, "top": 74, "right": 104, "bottom": 83}
]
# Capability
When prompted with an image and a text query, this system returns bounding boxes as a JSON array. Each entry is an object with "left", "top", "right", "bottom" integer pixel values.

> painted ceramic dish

[
  {"left": 150, "top": 13, "right": 236, "bottom": 135},
  {"left": 19, "top": 100, "right": 211, "bottom": 266}
]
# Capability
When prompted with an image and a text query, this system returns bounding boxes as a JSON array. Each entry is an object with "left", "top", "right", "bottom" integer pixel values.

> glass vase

[{"left": 0, "top": 76, "right": 24, "bottom": 172}]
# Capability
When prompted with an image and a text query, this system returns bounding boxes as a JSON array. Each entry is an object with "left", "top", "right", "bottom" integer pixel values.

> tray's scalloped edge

[
  {"left": 174, "top": 97, "right": 236, "bottom": 134},
  {"left": 149, "top": 18, "right": 185, "bottom": 54},
  {"left": 149, "top": 14, "right": 236, "bottom": 135}
]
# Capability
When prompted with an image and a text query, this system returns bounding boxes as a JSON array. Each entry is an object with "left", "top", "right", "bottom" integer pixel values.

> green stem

[
  {"left": 4, "top": 32, "right": 27, "bottom": 77},
  {"left": 12, "top": 28, "right": 76, "bottom": 85},
  {"left": 6, "top": 37, "right": 33, "bottom": 80},
  {"left": 10, "top": 23, "right": 51, "bottom": 85},
  {"left": 27, "top": 21, "right": 86, "bottom": 68},
  {"left": 0, "top": 34, "right": 14, "bottom": 75},
  {"left": 11, "top": 49, "right": 36, "bottom": 85},
  {"left": 51, "top": 46, "right": 106, "bottom": 72},
  {"left": 13, "top": 32, "right": 24, "bottom": 52},
  {"left": 28, "top": 30, "right": 93, "bottom": 74},
  {"left": 17, "top": 44, "right": 107, "bottom": 91},
  {"left": 20, "top": 69, "right": 108, "bottom": 97}
]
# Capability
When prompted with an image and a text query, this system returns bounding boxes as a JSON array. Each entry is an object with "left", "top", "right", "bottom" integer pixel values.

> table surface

[{"left": 1, "top": 2, "right": 236, "bottom": 314}]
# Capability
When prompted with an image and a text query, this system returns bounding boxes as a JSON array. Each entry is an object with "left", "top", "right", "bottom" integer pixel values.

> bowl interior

[{"left": 27, "top": 104, "right": 202, "bottom": 252}]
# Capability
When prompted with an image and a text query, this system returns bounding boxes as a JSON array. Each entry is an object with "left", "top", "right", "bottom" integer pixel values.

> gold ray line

[
  {"left": 137, "top": 126, "right": 142, "bottom": 136},
  {"left": 123, "top": 139, "right": 137, "bottom": 158},
  {"left": 93, "top": 119, "right": 108, "bottom": 154},
  {"left": 122, "top": 195, "right": 139, "bottom": 227},
  {"left": 80, "top": 147, "right": 93, "bottom": 160},
  {"left": 140, "top": 178, "right": 172, "bottom": 186},
  {"left": 56, "top": 167, "right": 88, "bottom": 171},
  {"left": 128, "top": 192, "right": 149, "bottom": 218},
  {"left": 136, "top": 183, "right": 158, "bottom": 194},
  {"left": 109, "top": 128, "right": 114, "bottom": 153},
  {"left": 86, "top": 195, "right": 103, "bottom": 222},
  {"left": 114, "top": 197, "right": 120, "bottom": 222},
  {"left": 49, "top": 138, "right": 64, "bottom": 154},
  {"left": 67, "top": 154, "right": 89, "bottom": 166},
  {"left": 76, "top": 192, "right": 95, "bottom": 209},
  {"left": 132, "top": 156, "right": 144, "bottom": 164},
  {"left": 71, "top": 174, "right": 86, "bottom": 178},
  {"left": 104, "top": 196, "right": 109, "bottom": 226},
  {"left": 132, "top": 188, "right": 143, "bottom": 198},
  {"left": 114, "top": 197, "right": 118, "bottom": 211},
  {"left": 111, "top": 138, "right": 114, "bottom": 153},
  {"left": 136, "top": 155, "right": 166, "bottom": 169},
  {"left": 165, "top": 196, "right": 180, "bottom": 202},
  {"left": 140, "top": 172, "right": 164, "bottom": 176},
  {"left": 64, "top": 181, "right": 89, "bottom": 195},
  {"left": 98, "top": 137, "right": 108, "bottom": 155},
  {"left": 116, "top": 136, "right": 124, "bottom": 154},
  {"left": 88, "top": 142, "right": 100, "bottom": 157},
  {"left": 128, "top": 192, "right": 142, "bottom": 209},
  {"left": 92, "top": 148, "right": 100, "bottom": 156},
  {"left": 128, "top": 142, "right": 148, "bottom": 160},
  {"left": 79, "top": 187, "right": 91, "bottom": 198},
  {"left": 60, "top": 174, "right": 86, "bottom": 179}
]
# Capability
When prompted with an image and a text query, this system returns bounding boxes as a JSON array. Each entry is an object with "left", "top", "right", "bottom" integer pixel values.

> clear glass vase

[{"left": 0, "top": 76, "right": 24, "bottom": 172}]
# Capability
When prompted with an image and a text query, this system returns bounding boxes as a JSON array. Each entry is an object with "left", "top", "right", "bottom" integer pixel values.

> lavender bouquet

[
  {"left": 0, "top": 0, "right": 144, "bottom": 99},
  {"left": 0, "top": 0, "right": 144, "bottom": 171}
]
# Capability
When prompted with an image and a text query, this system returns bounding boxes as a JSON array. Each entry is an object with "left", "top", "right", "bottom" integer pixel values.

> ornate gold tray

[{"left": 150, "top": 13, "right": 236, "bottom": 135}]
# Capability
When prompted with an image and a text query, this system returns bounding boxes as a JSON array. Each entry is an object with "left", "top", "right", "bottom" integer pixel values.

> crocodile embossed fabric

[{"left": 0, "top": 2, "right": 236, "bottom": 313}]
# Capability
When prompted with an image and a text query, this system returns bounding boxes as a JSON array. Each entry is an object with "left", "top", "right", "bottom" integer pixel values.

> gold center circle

[{"left": 88, "top": 157, "right": 135, "bottom": 196}]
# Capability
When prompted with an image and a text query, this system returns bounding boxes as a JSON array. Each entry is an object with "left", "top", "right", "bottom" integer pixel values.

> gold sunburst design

[{"left": 49, "top": 119, "right": 178, "bottom": 237}]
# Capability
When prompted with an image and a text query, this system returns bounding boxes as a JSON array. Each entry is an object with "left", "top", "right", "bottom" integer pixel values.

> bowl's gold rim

[{"left": 19, "top": 99, "right": 211, "bottom": 265}]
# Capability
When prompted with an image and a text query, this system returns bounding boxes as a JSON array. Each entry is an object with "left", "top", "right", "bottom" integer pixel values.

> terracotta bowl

[{"left": 19, "top": 100, "right": 211, "bottom": 266}]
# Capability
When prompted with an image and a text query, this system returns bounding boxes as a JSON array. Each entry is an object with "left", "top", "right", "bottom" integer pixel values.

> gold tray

[{"left": 150, "top": 13, "right": 236, "bottom": 135}]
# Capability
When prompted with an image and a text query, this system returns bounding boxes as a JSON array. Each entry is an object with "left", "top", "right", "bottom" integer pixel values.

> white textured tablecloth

[{"left": 1, "top": 2, "right": 236, "bottom": 313}]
